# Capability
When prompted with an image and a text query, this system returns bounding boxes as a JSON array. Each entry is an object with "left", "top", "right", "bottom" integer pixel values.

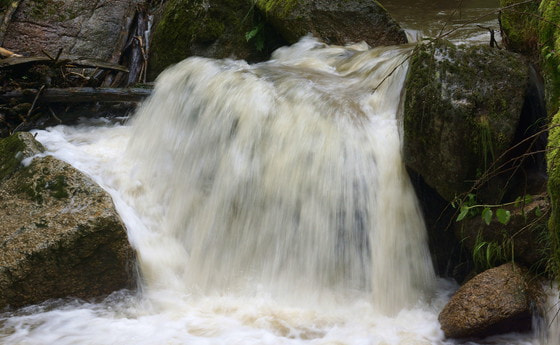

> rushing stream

[{"left": 0, "top": 1, "right": 558, "bottom": 344}]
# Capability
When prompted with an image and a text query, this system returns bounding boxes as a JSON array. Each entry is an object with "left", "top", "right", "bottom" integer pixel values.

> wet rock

[
  {"left": 254, "top": 0, "right": 407, "bottom": 47},
  {"left": 148, "top": 0, "right": 286, "bottom": 79},
  {"left": 404, "top": 40, "right": 530, "bottom": 202},
  {"left": 0, "top": 132, "right": 135, "bottom": 309},
  {"left": 438, "top": 263, "right": 537, "bottom": 339},
  {"left": 2, "top": 0, "right": 142, "bottom": 60}
]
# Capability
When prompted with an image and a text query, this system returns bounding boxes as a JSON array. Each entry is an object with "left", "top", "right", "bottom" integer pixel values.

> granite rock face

[
  {"left": 2, "top": 0, "right": 141, "bottom": 60},
  {"left": 0, "top": 132, "right": 135, "bottom": 309}
]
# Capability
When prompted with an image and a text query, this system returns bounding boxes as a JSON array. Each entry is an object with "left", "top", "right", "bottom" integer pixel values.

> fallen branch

[
  {"left": 0, "top": 87, "right": 152, "bottom": 103},
  {"left": 0, "top": 56, "right": 129, "bottom": 72}
]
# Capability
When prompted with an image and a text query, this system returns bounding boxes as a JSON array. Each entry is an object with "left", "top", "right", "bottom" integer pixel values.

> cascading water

[
  {"left": 0, "top": 38, "right": 540, "bottom": 345},
  {"left": 126, "top": 37, "right": 434, "bottom": 313}
]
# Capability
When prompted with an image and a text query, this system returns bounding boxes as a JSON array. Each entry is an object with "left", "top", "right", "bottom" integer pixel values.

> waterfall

[
  {"left": 125, "top": 37, "right": 434, "bottom": 313},
  {"left": 9, "top": 37, "right": 542, "bottom": 345}
]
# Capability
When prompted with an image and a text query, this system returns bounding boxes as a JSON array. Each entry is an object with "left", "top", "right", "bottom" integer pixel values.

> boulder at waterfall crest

[
  {"left": 404, "top": 39, "right": 530, "bottom": 203},
  {"left": 253, "top": 0, "right": 408, "bottom": 47},
  {"left": 0, "top": 132, "right": 135, "bottom": 309}
]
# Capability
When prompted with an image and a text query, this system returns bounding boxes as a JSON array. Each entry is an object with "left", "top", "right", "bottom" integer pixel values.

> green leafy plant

[
  {"left": 245, "top": 22, "right": 265, "bottom": 51},
  {"left": 471, "top": 232, "right": 514, "bottom": 271},
  {"left": 453, "top": 193, "right": 528, "bottom": 225}
]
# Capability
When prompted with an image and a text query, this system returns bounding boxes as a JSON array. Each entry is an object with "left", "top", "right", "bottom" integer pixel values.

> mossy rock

[
  {"left": 538, "top": 0, "right": 560, "bottom": 116},
  {"left": 0, "top": 133, "right": 135, "bottom": 309},
  {"left": 254, "top": 0, "right": 407, "bottom": 47},
  {"left": 403, "top": 40, "right": 529, "bottom": 202},
  {"left": 0, "top": 132, "right": 45, "bottom": 181},
  {"left": 148, "top": 0, "right": 285, "bottom": 79},
  {"left": 540, "top": 0, "right": 560, "bottom": 280},
  {"left": 547, "top": 109, "right": 560, "bottom": 273},
  {"left": 499, "top": 0, "right": 540, "bottom": 57}
]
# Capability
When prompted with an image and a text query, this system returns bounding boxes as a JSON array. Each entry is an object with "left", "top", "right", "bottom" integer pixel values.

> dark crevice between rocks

[
  {"left": 502, "top": 64, "right": 549, "bottom": 201},
  {"left": 407, "top": 168, "right": 473, "bottom": 283}
]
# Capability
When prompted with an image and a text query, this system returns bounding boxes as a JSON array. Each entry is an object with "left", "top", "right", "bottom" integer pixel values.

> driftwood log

[
  {"left": 0, "top": 56, "right": 129, "bottom": 72},
  {"left": 0, "top": 87, "right": 152, "bottom": 103}
]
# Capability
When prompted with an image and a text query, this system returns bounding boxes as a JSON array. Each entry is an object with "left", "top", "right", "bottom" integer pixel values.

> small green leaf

[
  {"left": 255, "top": 39, "right": 264, "bottom": 52},
  {"left": 482, "top": 208, "right": 492, "bottom": 225},
  {"left": 496, "top": 208, "right": 511, "bottom": 225},
  {"left": 535, "top": 206, "right": 543, "bottom": 217},
  {"left": 245, "top": 26, "right": 260, "bottom": 41},
  {"left": 457, "top": 206, "right": 469, "bottom": 222},
  {"left": 523, "top": 194, "right": 533, "bottom": 204}
]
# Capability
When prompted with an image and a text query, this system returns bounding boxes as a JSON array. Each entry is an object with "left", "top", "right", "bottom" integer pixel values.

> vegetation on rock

[
  {"left": 148, "top": 0, "right": 285, "bottom": 79},
  {"left": 404, "top": 39, "right": 529, "bottom": 203},
  {"left": 0, "top": 133, "right": 136, "bottom": 309}
]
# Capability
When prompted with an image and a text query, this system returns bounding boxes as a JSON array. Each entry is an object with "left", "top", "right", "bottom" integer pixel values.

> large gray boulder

[
  {"left": 254, "top": 0, "right": 407, "bottom": 47},
  {"left": 1, "top": 0, "right": 141, "bottom": 60},
  {"left": 0, "top": 132, "right": 135, "bottom": 309},
  {"left": 404, "top": 40, "right": 530, "bottom": 202},
  {"left": 438, "top": 263, "right": 538, "bottom": 338}
]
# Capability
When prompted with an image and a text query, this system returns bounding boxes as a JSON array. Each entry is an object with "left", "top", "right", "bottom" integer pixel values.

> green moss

[
  {"left": 547, "top": 109, "right": 560, "bottom": 278},
  {"left": 538, "top": 0, "right": 560, "bottom": 282},
  {"left": 0, "top": 134, "right": 28, "bottom": 181},
  {"left": 29, "top": 0, "right": 66, "bottom": 21},
  {"left": 45, "top": 175, "right": 68, "bottom": 199},
  {"left": 254, "top": 0, "right": 299, "bottom": 16},
  {"left": 404, "top": 40, "right": 528, "bottom": 202},
  {"left": 149, "top": 0, "right": 257, "bottom": 78},
  {"left": 499, "top": 0, "right": 540, "bottom": 56},
  {"left": 538, "top": 0, "right": 560, "bottom": 116}
]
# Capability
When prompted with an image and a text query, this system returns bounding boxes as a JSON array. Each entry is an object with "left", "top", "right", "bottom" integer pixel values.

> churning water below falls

[{"left": 0, "top": 38, "right": 556, "bottom": 345}]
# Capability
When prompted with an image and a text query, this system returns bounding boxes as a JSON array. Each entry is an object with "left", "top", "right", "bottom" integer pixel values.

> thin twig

[
  {"left": 48, "top": 107, "right": 62, "bottom": 124},
  {"left": 26, "top": 84, "right": 45, "bottom": 119}
]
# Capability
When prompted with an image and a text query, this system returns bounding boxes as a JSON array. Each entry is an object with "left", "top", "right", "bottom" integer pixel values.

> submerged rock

[
  {"left": 254, "top": 0, "right": 407, "bottom": 47},
  {"left": 0, "top": 132, "right": 135, "bottom": 309},
  {"left": 438, "top": 263, "right": 538, "bottom": 339},
  {"left": 404, "top": 40, "right": 530, "bottom": 202}
]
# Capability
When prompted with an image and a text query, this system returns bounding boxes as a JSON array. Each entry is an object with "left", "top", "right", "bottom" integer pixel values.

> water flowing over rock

[
  {"left": 131, "top": 38, "right": 435, "bottom": 314},
  {"left": 438, "top": 263, "right": 538, "bottom": 339},
  {"left": 0, "top": 132, "right": 135, "bottom": 309},
  {"left": 404, "top": 39, "right": 530, "bottom": 202},
  {"left": 254, "top": 0, "right": 407, "bottom": 47},
  {"left": 1, "top": 0, "right": 142, "bottom": 60}
]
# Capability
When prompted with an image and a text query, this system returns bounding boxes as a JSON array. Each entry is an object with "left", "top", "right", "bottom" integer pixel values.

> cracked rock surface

[{"left": 2, "top": 0, "right": 142, "bottom": 60}]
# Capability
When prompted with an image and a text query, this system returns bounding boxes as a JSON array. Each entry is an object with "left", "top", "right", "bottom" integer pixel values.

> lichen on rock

[
  {"left": 403, "top": 40, "right": 529, "bottom": 202},
  {"left": 0, "top": 133, "right": 135, "bottom": 309}
]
